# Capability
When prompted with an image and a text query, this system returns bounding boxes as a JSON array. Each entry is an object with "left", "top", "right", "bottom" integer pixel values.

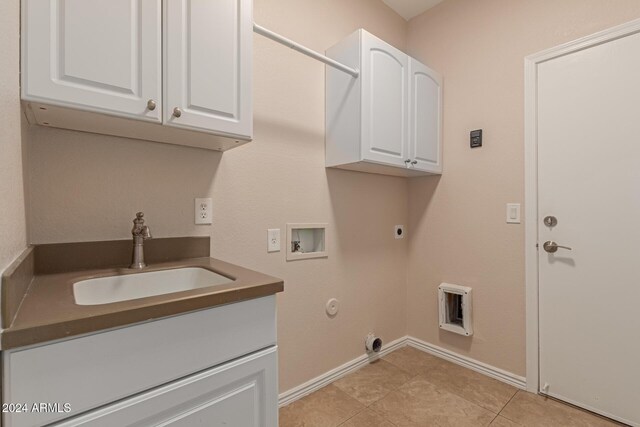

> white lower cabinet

[
  {"left": 53, "top": 347, "right": 277, "bottom": 427},
  {"left": 2, "top": 296, "right": 278, "bottom": 427}
]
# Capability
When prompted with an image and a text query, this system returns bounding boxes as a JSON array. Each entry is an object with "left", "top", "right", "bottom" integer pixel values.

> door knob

[
  {"left": 146, "top": 99, "right": 156, "bottom": 111},
  {"left": 543, "top": 241, "right": 572, "bottom": 253},
  {"left": 172, "top": 107, "right": 182, "bottom": 118}
]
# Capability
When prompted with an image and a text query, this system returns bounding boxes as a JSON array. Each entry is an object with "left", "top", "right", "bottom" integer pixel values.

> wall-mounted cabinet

[
  {"left": 21, "top": 0, "right": 252, "bottom": 151},
  {"left": 326, "top": 29, "right": 442, "bottom": 177}
]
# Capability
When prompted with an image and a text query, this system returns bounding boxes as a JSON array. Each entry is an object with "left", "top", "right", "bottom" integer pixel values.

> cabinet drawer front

[
  {"left": 53, "top": 347, "right": 278, "bottom": 427},
  {"left": 163, "top": 0, "right": 253, "bottom": 139},
  {"left": 21, "top": 0, "right": 162, "bottom": 122},
  {"left": 3, "top": 296, "right": 276, "bottom": 427}
]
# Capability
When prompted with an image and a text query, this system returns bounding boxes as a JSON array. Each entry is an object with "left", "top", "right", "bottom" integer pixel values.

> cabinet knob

[
  {"left": 146, "top": 99, "right": 156, "bottom": 111},
  {"left": 172, "top": 107, "right": 182, "bottom": 118}
]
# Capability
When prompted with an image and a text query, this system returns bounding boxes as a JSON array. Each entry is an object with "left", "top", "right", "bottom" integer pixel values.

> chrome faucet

[{"left": 131, "top": 212, "right": 152, "bottom": 269}]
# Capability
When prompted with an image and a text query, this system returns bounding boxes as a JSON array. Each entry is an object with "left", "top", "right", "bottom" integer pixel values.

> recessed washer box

[
  {"left": 438, "top": 283, "right": 473, "bottom": 336},
  {"left": 286, "top": 223, "right": 328, "bottom": 261}
]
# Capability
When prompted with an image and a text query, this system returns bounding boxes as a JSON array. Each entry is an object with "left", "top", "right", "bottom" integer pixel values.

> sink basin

[{"left": 73, "top": 267, "right": 234, "bottom": 305}]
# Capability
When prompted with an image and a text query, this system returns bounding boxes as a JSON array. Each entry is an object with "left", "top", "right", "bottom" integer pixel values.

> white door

[
  {"left": 360, "top": 31, "right": 408, "bottom": 167},
  {"left": 21, "top": 0, "right": 161, "bottom": 122},
  {"left": 164, "top": 0, "right": 253, "bottom": 139},
  {"left": 408, "top": 57, "right": 442, "bottom": 173},
  {"left": 537, "top": 28, "right": 640, "bottom": 426}
]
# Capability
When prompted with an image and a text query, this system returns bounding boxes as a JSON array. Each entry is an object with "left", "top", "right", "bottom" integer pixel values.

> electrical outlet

[
  {"left": 195, "top": 198, "right": 212, "bottom": 225},
  {"left": 267, "top": 229, "right": 281, "bottom": 252}
]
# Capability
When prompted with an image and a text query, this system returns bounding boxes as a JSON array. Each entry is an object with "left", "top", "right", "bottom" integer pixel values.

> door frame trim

[{"left": 524, "top": 17, "right": 640, "bottom": 393}]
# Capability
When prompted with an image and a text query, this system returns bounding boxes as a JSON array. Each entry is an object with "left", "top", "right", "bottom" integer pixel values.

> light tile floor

[{"left": 279, "top": 346, "right": 621, "bottom": 427}]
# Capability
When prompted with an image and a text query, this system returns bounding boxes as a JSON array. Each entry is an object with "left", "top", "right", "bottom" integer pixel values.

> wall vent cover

[{"left": 438, "top": 283, "right": 473, "bottom": 336}]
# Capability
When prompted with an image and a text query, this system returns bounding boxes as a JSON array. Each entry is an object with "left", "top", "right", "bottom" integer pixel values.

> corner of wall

[{"left": 0, "top": 0, "right": 28, "bottom": 275}]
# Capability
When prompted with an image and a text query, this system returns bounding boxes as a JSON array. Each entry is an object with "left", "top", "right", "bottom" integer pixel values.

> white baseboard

[
  {"left": 406, "top": 336, "right": 527, "bottom": 390},
  {"left": 278, "top": 336, "right": 407, "bottom": 407},
  {"left": 278, "top": 335, "right": 527, "bottom": 407}
]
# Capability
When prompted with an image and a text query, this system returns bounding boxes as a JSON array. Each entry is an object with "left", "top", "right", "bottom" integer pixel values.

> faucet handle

[
  {"left": 132, "top": 212, "right": 151, "bottom": 238},
  {"left": 133, "top": 212, "right": 146, "bottom": 228}
]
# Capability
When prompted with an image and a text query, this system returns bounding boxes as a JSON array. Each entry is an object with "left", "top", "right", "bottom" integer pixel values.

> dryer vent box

[{"left": 438, "top": 283, "right": 473, "bottom": 336}]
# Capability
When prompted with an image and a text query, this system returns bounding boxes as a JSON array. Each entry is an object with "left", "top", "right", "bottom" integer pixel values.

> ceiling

[{"left": 382, "top": 0, "right": 444, "bottom": 20}]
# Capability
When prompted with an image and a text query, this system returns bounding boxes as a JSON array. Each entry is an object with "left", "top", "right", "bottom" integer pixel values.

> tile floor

[{"left": 279, "top": 346, "right": 621, "bottom": 427}]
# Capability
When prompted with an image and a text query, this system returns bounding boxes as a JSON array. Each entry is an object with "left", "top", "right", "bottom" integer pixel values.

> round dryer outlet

[{"left": 326, "top": 298, "right": 339, "bottom": 316}]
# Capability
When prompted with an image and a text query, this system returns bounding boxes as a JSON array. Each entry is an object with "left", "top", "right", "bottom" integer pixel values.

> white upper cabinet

[
  {"left": 21, "top": 0, "right": 162, "bottom": 122},
  {"left": 409, "top": 57, "right": 442, "bottom": 174},
  {"left": 326, "top": 29, "right": 442, "bottom": 177},
  {"left": 21, "top": 0, "right": 252, "bottom": 151},
  {"left": 164, "top": 0, "right": 252, "bottom": 139},
  {"left": 361, "top": 35, "right": 409, "bottom": 167}
]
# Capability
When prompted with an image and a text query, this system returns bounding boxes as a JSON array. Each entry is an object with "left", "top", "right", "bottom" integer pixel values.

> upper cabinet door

[
  {"left": 361, "top": 32, "right": 409, "bottom": 167},
  {"left": 164, "top": 0, "right": 253, "bottom": 140},
  {"left": 409, "top": 58, "right": 442, "bottom": 173},
  {"left": 21, "top": 0, "right": 162, "bottom": 122}
]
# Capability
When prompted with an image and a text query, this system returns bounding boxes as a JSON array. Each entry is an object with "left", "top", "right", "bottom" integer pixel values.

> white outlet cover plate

[
  {"left": 195, "top": 198, "right": 212, "bottom": 225},
  {"left": 267, "top": 229, "right": 281, "bottom": 252}
]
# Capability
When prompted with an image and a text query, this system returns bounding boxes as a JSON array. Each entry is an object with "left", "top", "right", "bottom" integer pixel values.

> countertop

[{"left": 1, "top": 256, "right": 284, "bottom": 350}]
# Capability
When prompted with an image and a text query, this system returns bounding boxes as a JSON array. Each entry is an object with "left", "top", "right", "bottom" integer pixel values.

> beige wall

[
  {"left": 26, "top": 0, "right": 408, "bottom": 391},
  {"left": 0, "top": 0, "right": 28, "bottom": 273},
  {"left": 22, "top": 0, "right": 640, "bottom": 391},
  {"left": 406, "top": 0, "right": 640, "bottom": 376}
]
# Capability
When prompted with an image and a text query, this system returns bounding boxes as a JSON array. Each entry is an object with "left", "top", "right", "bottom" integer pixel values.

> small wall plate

[{"left": 470, "top": 129, "right": 482, "bottom": 148}]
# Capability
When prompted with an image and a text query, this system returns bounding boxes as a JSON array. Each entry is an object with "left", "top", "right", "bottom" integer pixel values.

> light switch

[
  {"left": 506, "top": 203, "right": 521, "bottom": 224},
  {"left": 267, "top": 229, "right": 281, "bottom": 252}
]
